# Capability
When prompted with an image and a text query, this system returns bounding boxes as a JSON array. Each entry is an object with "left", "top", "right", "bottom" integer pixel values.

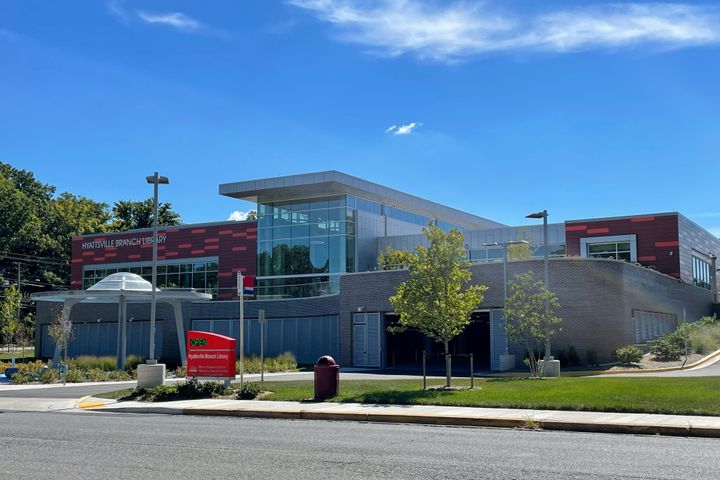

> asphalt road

[{"left": 0, "top": 412, "right": 718, "bottom": 479}]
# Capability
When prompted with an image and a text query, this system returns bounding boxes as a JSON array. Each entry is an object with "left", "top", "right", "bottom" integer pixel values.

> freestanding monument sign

[{"left": 186, "top": 331, "right": 237, "bottom": 383}]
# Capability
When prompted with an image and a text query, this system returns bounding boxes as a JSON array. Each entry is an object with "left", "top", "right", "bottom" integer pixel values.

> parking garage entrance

[{"left": 384, "top": 311, "right": 491, "bottom": 372}]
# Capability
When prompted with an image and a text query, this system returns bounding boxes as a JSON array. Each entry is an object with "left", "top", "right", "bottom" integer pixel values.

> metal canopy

[{"left": 31, "top": 272, "right": 212, "bottom": 369}]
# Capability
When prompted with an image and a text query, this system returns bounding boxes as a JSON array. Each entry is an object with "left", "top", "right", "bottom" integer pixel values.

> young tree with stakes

[
  {"left": 504, "top": 271, "right": 562, "bottom": 378},
  {"left": 390, "top": 224, "right": 487, "bottom": 387}
]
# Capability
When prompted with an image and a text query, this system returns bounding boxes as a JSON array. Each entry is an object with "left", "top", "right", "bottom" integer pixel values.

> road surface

[{"left": 1, "top": 412, "right": 718, "bottom": 479}]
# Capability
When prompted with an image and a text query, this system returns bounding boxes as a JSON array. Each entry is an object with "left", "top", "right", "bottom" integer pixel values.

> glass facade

[
  {"left": 83, "top": 259, "right": 219, "bottom": 297},
  {"left": 692, "top": 254, "right": 712, "bottom": 289},
  {"left": 469, "top": 244, "right": 566, "bottom": 263},
  {"left": 586, "top": 242, "right": 632, "bottom": 261},
  {"left": 257, "top": 196, "right": 355, "bottom": 298}
]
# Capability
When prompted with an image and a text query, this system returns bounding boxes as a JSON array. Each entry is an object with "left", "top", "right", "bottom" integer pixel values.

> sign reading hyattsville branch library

[
  {"left": 81, "top": 235, "right": 168, "bottom": 250},
  {"left": 186, "top": 331, "right": 236, "bottom": 380}
]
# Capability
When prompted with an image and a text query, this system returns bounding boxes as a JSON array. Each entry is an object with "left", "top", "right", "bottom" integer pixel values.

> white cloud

[
  {"left": 288, "top": 1, "right": 720, "bottom": 61},
  {"left": 228, "top": 211, "right": 252, "bottom": 221},
  {"left": 387, "top": 122, "right": 420, "bottom": 135},
  {"left": 137, "top": 11, "right": 203, "bottom": 32}
]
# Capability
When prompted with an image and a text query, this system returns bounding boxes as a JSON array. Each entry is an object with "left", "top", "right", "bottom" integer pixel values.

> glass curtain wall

[
  {"left": 83, "top": 259, "right": 219, "bottom": 297},
  {"left": 257, "top": 196, "right": 356, "bottom": 298}
]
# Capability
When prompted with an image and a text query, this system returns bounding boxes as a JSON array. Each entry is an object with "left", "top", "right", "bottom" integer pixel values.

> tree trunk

[{"left": 444, "top": 340, "right": 451, "bottom": 388}]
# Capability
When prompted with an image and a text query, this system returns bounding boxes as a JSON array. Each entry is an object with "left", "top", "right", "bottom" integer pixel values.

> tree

[
  {"left": 377, "top": 246, "right": 416, "bottom": 270},
  {"left": 48, "top": 309, "right": 74, "bottom": 366},
  {"left": 111, "top": 199, "right": 182, "bottom": 230},
  {"left": 246, "top": 210, "right": 257, "bottom": 220},
  {"left": 503, "top": 272, "right": 562, "bottom": 378},
  {"left": 0, "top": 285, "right": 22, "bottom": 352},
  {"left": 389, "top": 224, "right": 487, "bottom": 387},
  {"left": 507, "top": 242, "right": 532, "bottom": 261},
  {"left": 52, "top": 193, "right": 111, "bottom": 236}
]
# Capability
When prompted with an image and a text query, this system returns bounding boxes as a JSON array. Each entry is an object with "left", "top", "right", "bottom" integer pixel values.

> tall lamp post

[
  {"left": 481, "top": 240, "right": 530, "bottom": 301},
  {"left": 146, "top": 172, "right": 169, "bottom": 364},
  {"left": 525, "top": 209, "right": 551, "bottom": 361}
]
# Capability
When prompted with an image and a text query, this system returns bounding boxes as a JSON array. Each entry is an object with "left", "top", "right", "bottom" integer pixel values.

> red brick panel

[
  {"left": 565, "top": 214, "right": 679, "bottom": 277},
  {"left": 71, "top": 221, "right": 257, "bottom": 297}
]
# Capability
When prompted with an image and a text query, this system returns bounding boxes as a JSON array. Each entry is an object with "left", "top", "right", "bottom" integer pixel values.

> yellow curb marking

[{"left": 76, "top": 395, "right": 109, "bottom": 409}]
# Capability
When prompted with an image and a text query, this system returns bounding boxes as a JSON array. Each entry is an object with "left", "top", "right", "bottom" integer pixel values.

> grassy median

[{"left": 253, "top": 377, "right": 720, "bottom": 416}]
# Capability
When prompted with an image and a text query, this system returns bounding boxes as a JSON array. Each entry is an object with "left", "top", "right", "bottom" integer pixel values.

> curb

[
  {"left": 94, "top": 404, "right": 720, "bottom": 439},
  {"left": 599, "top": 348, "right": 720, "bottom": 375}
]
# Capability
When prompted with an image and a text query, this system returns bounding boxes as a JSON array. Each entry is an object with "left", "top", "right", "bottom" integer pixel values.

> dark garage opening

[{"left": 385, "top": 311, "right": 491, "bottom": 373}]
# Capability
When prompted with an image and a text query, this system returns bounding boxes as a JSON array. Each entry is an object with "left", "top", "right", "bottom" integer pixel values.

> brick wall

[
  {"left": 565, "top": 213, "right": 680, "bottom": 278},
  {"left": 71, "top": 220, "right": 256, "bottom": 299}
]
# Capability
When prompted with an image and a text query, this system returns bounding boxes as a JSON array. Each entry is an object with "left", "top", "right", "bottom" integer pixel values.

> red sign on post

[{"left": 186, "top": 331, "right": 236, "bottom": 379}]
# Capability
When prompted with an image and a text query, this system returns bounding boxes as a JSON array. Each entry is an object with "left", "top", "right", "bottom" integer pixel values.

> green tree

[
  {"left": 0, "top": 285, "right": 22, "bottom": 352},
  {"left": 48, "top": 309, "right": 74, "bottom": 366},
  {"left": 503, "top": 272, "right": 562, "bottom": 378},
  {"left": 507, "top": 242, "right": 532, "bottom": 260},
  {"left": 53, "top": 193, "right": 111, "bottom": 236},
  {"left": 111, "top": 199, "right": 182, "bottom": 230},
  {"left": 389, "top": 224, "right": 487, "bottom": 387},
  {"left": 377, "top": 246, "right": 416, "bottom": 270}
]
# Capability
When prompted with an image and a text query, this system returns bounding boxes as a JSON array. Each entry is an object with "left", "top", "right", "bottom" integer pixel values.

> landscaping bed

[{"left": 252, "top": 377, "right": 720, "bottom": 416}]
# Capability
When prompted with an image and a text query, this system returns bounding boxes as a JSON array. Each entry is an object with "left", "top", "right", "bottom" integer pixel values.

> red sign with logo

[{"left": 186, "top": 331, "right": 236, "bottom": 379}]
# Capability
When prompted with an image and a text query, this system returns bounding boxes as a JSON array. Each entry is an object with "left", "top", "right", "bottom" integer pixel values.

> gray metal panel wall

[
  {"left": 378, "top": 223, "right": 567, "bottom": 255},
  {"left": 678, "top": 214, "right": 720, "bottom": 290},
  {"left": 490, "top": 309, "right": 508, "bottom": 371}
]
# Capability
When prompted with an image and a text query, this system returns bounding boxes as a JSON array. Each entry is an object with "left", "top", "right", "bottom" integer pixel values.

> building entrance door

[{"left": 353, "top": 312, "right": 381, "bottom": 367}]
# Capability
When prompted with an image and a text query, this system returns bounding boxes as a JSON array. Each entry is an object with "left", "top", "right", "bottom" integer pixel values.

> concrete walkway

[{"left": 80, "top": 396, "right": 720, "bottom": 439}]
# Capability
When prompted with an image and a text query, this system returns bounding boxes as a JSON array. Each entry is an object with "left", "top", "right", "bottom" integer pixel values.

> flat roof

[
  {"left": 75, "top": 219, "right": 256, "bottom": 240},
  {"left": 565, "top": 212, "right": 678, "bottom": 224},
  {"left": 219, "top": 170, "right": 505, "bottom": 230}
]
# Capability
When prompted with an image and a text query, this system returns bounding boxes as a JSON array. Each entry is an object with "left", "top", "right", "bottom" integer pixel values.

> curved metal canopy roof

[{"left": 31, "top": 272, "right": 212, "bottom": 303}]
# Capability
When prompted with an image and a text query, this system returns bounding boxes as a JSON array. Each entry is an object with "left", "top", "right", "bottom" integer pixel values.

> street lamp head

[
  {"left": 525, "top": 211, "right": 547, "bottom": 219},
  {"left": 146, "top": 175, "right": 170, "bottom": 185},
  {"left": 481, "top": 242, "right": 500, "bottom": 247},
  {"left": 506, "top": 240, "right": 530, "bottom": 245}
]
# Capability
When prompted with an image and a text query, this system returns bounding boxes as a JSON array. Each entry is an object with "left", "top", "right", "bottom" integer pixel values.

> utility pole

[{"left": 16, "top": 262, "right": 21, "bottom": 322}]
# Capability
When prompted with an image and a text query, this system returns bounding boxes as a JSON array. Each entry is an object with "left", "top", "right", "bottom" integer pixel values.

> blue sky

[{"left": 1, "top": 1, "right": 720, "bottom": 235}]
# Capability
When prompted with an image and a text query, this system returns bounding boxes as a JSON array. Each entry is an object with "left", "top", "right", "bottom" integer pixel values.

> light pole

[
  {"left": 526, "top": 209, "right": 550, "bottom": 360},
  {"left": 481, "top": 240, "right": 530, "bottom": 302},
  {"left": 146, "top": 172, "right": 169, "bottom": 364}
]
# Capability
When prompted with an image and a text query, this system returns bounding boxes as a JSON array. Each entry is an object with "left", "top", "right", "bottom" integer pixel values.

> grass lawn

[
  {"left": 0, "top": 348, "right": 35, "bottom": 361},
  {"left": 248, "top": 377, "right": 720, "bottom": 416}
]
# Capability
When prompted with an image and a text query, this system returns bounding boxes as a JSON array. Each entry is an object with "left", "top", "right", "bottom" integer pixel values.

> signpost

[
  {"left": 186, "top": 331, "right": 236, "bottom": 386},
  {"left": 259, "top": 309, "right": 265, "bottom": 383},
  {"left": 236, "top": 273, "right": 255, "bottom": 388}
]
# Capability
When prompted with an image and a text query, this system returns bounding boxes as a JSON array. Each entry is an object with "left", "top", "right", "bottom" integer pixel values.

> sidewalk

[{"left": 81, "top": 396, "right": 720, "bottom": 439}]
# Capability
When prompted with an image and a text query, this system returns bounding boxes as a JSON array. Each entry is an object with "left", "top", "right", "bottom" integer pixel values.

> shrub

[
  {"left": 176, "top": 378, "right": 227, "bottom": 399},
  {"left": 689, "top": 323, "right": 720, "bottom": 355},
  {"left": 238, "top": 382, "right": 262, "bottom": 400},
  {"left": 125, "top": 355, "right": 145, "bottom": 371},
  {"left": 70, "top": 356, "right": 116, "bottom": 371},
  {"left": 11, "top": 372, "right": 35, "bottom": 384},
  {"left": 40, "top": 368, "right": 59, "bottom": 384},
  {"left": 567, "top": 346, "right": 580, "bottom": 367},
  {"left": 16, "top": 360, "right": 43, "bottom": 377},
  {"left": 650, "top": 333, "right": 685, "bottom": 361},
  {"left": 108, "top": 370, "right": 131, "bottom": 381},
  {"left": 236, "top": 352, "right": 297, "bottom": 374},
  {"left": 615, "top": 345, "right": 643, "bottom": 365},
  {"left": 147, "top": 384, "right": 180, "bottom": 402},
  {"left": 555, "top": 349, "right": 568, "bottom": 367},
  {"left": 169, "top": 366, "right": 186, "bottom": 379},
  {"left": 64, "top": 368, "right": 85, "bottom": 383},
  {"left": 586, "top": 350, "right": 598, "bottom": 366},
  {"left": 86, "top": 368, "right": 110, "bottom": 382}
]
